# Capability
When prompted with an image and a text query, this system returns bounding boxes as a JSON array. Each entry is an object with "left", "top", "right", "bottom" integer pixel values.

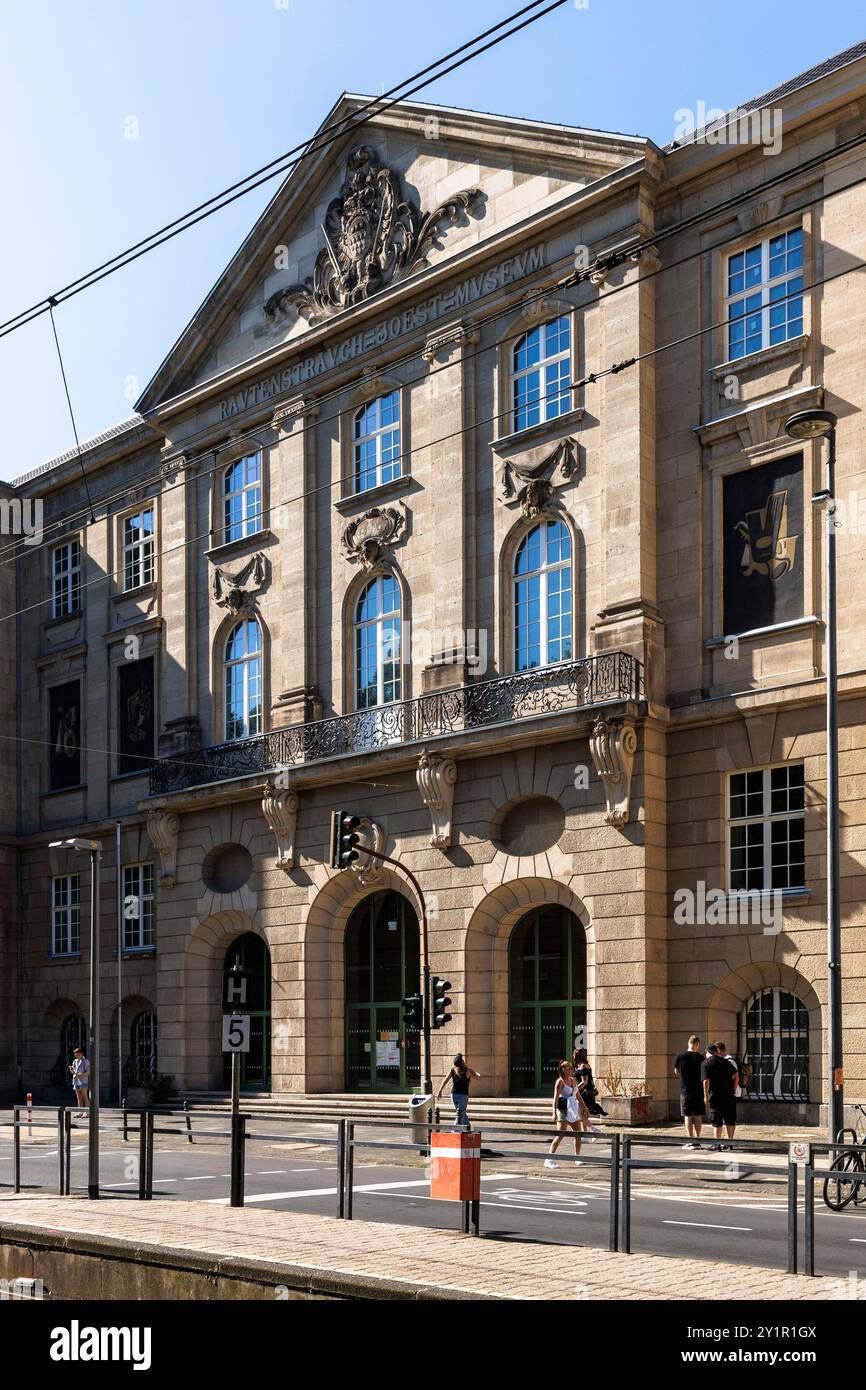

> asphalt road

[{"left": 2, "top": 1127, "right": 865, "bottom": 1281}]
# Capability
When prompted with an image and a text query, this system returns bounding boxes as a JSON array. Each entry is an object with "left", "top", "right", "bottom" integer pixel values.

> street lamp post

[
  {"left": 50, "top": 837, "right": 103, "bottom": 1197},
  {"left": 784, "top": 408, "right": 841, "bottom": 1140}
]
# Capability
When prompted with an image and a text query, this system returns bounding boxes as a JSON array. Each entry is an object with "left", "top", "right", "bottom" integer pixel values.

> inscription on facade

[{"left": 219, "top": 245, "right": 546, "bottom": 420}]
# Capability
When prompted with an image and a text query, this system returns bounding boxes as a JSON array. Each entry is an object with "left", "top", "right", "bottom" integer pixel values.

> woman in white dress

[{"left": 545, "top": 1060, "right": 588, "bottom": 1168}]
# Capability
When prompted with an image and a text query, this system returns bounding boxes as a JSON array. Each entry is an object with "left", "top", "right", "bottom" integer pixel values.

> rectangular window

[
  {"left": 353, "top": 391, "right": 401, "bottom": 493},
  {"left": 223, "top": 454, "right": 263, "bottom": 543},
  {"left": 726, "top": 228, "right": 804, "bottom": 361},
  {"left": 52, "top": 875, "right": 81, "bottom": 956},
  {"left": 122, "top": 508, "right": 155, "bottom": 591},
  {"left": 117, "top": 656, "right": 155, "bottom": 776},
  {"left": 48, "top": 680, "right": 81, "bottom": 790},
  {"left": 728, "top": 763, "right": 805, "bottom": 892},
  {"left": 51, "top": 540, "right": 81, "bottom": 618},
  {"left": 122, "top": 863, "right": 155, "bottom": 950}
]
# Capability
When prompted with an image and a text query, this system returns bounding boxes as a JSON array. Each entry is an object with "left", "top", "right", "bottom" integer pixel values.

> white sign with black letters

[{"left": 222, "top": 1015, "right": 251, "bottom": 1053}]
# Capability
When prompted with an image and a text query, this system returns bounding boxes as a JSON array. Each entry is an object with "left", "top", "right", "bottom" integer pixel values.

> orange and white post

[{"left": 430, "top": 1130, "right": 481, "bottom": 1234}]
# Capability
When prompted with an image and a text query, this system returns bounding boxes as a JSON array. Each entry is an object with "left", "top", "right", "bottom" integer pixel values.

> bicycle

[{"left": 822, "top": 1103, "right": 866, "bottom": 1212}]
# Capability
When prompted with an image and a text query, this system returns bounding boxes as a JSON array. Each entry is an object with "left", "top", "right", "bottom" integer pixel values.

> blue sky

[{"left": 1, "top": 0, "right": 864, "bottom": 480}]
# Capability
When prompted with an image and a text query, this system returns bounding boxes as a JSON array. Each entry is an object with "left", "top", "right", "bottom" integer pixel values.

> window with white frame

[
  {"left": 52, "top": 875, "right": 81, "bottom": 956},
  {"left": 512, "top": 315, "right": 571, "bottom": 432},
  {"left": 727, "top": 763, "right": 805, "bottom": 892},
  {"left": 51, "top": 540, "right": 81, "bottom": 619},
  {"left": 725, "top": 227, "right": 804, "bottom": 361},
  {"left": 122, "top": 508, "right": 155, "bottom": 591},
  {"left": 224, "top": 618, "right": 263, "bottom": 741},
  {"left": 513, "top": 519, "right": 573, "bottom": 671},
  {"left": 122, "top": 862, "right": 155, "bottom": 951},
  {"left": 223, "top": 454, "right": 262, "bottom": 544},
  {"left": 353, "top": 391, "right": 400, "bottom": 493},
  {"left": 354, "top": 575, "right": 401, "bottom": 709}
]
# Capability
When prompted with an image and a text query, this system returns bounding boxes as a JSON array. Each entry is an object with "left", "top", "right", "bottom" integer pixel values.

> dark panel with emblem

[
  {"left": 117, "top": 657, "right": 155, "bottom": 776},
  {"left": 723, "top": 455, "right": 803, "bottom": 634},
  {"left": 49, "top": 680, "right": 81, "bottom": 790}
]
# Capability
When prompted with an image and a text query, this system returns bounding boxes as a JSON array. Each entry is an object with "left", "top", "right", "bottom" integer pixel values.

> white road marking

[
  {"left": 207, "top": 1173, "right": 513, "bottom": 1205},
  {"left": 663, "top": 1220, "right": 752, "bottom": 1231},
  {"left": 257, "top": 1169, "right": 287, "bottom": 1175}
]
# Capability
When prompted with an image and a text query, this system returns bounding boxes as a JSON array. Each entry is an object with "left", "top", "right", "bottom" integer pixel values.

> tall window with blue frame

[
  {"left": 512, "top": 315, "right": 571, "bottom": 432},
  {"left": 726, "top": 228, "right": 804, "bottom": 360},
  {"left": 224, "top": 618, "right": 263, "bottom": 741},
  {"left": 223, "top": 454, "right": 262, "bottom": 544},
  {"left": 513, "top": 519, "right": 573, "bottom": 671},
  {"left": 353, "top": 391, "right": 400, "bottom": 493},
  {"left": 354, "top": 575, "right": 401, "bottom": 709}
]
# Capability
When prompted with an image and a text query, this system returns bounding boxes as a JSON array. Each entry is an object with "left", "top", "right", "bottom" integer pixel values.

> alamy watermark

[
  {"left": 673, "top": 102, "right": 783, "bottom": 156},
  {"left": 0, "top": 496, "right": 43, "bottom": 546},
  {"left": 673, "top": 881, "right": 783, "bottom": 935}
]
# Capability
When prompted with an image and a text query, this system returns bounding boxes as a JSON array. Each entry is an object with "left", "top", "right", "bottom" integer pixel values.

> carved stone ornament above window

[
  {"left": 341, "top": 505, "right": 407, "bottom": 570},
  {"left": 499, "top": 437, "right": 580, "bottom": 519},
  {"left": 261, "top": 777, "right": 299, "bottom": 873},
  {"left": 264, "top": 146, "right": 482, "bottom": 323},
  {"left": 589, "top": 715, "right": 637, "bottom": 829},
  {"left": 210, "top": 552, "right": 269, "bottom": 615},
  {"left": 416, "top": 748, "right": 457, "bottom": 850}
]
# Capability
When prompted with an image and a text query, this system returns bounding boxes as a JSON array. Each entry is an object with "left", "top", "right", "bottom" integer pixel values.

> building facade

[{"left": 3, "top": 45, "right": 866, "bottom": 1119}]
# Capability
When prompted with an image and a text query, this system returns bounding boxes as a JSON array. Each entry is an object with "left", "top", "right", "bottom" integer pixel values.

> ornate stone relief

[
  {"left": 499, "top": 437, "right": 579, "bottom": 519},
  {"left": 211, "top": 552, "right": 269, "bottom": 615},
  {"left": 261, "top": 777, "right": 299, "bottom": 872},
  {"left": 589, "top": 716, "right": 637, "bottom": 829},
  {"left": 351, "top": 817, "right": 385, "bottom": 887},
  {"left": 265, "top": 146, "right": 481, "bottom": 323},
  {"left": 146, "top": 810, "right": 180, "bottom": 888},
  {"left": 341, "top": 505, "right": 407, "bottom": 570},
  {"left": 736, "top": 197, "right": 785, "bottom": 235},
  {"left": 416, "top": 748, "right": 457, "bottom": 850}
]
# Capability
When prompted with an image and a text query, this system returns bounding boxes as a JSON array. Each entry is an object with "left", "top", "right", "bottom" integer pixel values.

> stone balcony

[{"left": 148, "top": 651, "right": 643, "bottom": 798}]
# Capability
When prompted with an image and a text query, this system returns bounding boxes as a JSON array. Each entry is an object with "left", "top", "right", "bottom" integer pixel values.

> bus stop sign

[{"left": 224, "top": 972, "right": 250, "bottom": 1008}]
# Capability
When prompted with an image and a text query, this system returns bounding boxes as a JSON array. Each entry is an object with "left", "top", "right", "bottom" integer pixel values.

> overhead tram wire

[
  {"left": 47, "top": 301, "right": 97, "bottom": 525},
  {"left": 4, "top": 143, "right": 866, "bottom": 571},
  {"left": 0, "top": 0, "right": 568, "bottom": 343},
  {"left": 0, "top": 253, "right": 862, "bottom": 636}
]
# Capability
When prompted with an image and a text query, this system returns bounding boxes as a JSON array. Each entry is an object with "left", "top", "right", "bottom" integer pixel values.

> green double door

[
  {"left": 345, "top": 890, "right": 421, "bottom": 1092},
  {"left": 509, "top": 906, "right": 587, "bottom": 1095}
]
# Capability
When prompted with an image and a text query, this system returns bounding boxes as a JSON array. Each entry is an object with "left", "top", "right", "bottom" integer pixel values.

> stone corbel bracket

[
  {"left": 589, "top": 716, "right": 637, "bottom": 828},
  {"left": 416, "top": 748, "right": 457, "bottom": 849},
  {"left": 261, "top": 777, "right": 299, "bottom": 872},
  {"left": 352, "top": 818, "right": 385, "bottom": 887},
  {"left": 147, "top": 810, "right": 180, "bottom": 888}
]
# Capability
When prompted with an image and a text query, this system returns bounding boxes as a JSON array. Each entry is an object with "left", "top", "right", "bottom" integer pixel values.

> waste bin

[{"left": 409, "top": 1093, "right": 433, "bottom": 1149}]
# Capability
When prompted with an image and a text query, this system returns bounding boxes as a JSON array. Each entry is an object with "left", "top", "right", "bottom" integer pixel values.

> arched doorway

[
  {"left": 739, "top": 988, "right": 809, "bottom": 1100},
  {"left": 345, "top": 890, "right": 420, "bottom": 1092},
  {"left": 509, "top": 906, "right": 586, "bottom": 1095},
  {"left": 222, "top": 933, "right": 271, "bottom": 1090}
]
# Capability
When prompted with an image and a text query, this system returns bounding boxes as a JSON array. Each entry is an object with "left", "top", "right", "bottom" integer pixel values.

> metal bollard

[
  {"left": 13, "top": 1107, "right": 20, "bottom": 1193},
  {"left": 787, "top": 1156, "right": 798, "bottom": 1274},
  {"left": 336, "top": 1119, "right": 346, "bottom": 1219},
  {"left": 122, "top": 1099, "right": 128, "bottom": 1143},
  {"left": 229, "top": 1112, "right": 246, "bottom": 1208},
  {"left": 138, "top": 1111, "right": 148, "bottom": 1199},
  {"left": 63, "top": 1109, "right": 72, "bottom": 1195},
  {"left": 345, "top": 1121, "right": 355, "bottom": 1221},
  {"left": 621, "top": 1134, "right": 632, "bottom": 1254},
  {"left": 57, "top": 1107, "right": 66, "bottom": 1195},
  {"left": 145, "top": 1111, "right": 155, "bottom": 1200},
  {"left": 184, "top": 1099, "right": 194, "bottom": 1145},
  {"left": 804, "top": 1164, "right": 814, "bottom": 1276},
  {"left": 609, "top": 1132, "right": 620, "bottom": 1253}
]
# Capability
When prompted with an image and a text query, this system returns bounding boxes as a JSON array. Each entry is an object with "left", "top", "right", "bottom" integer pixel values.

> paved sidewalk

[{"left": 0, "top": 1194, "right": 839, "bottom": 1300}]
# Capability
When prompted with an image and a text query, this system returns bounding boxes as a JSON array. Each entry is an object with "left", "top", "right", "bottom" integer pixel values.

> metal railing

[
  {"left": 149, "top": 651, "right": 643, "bottom": 793},
  {"left": 802, "top": 1140, "right": 866, "bottom": 1276}
]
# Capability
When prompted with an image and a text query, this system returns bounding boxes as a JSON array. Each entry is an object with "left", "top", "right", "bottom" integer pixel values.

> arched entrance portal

[
  {"left": 509, "top": 906, "right": 586, "bottom": 1095},
  {"left": 222, "top": 933, "right": 271, "bottom": 1090},
  {"left": 345, "top": 890, "right": 420, "bottom": 1092}
]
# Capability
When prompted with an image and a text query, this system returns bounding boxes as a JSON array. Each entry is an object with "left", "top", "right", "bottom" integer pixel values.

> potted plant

[
  {"left": 599, "top": 1067, "right": 661, "bottom": 1125},
  {"left": 126, "top": 1072, "right": 176, "bottom": 1109}
]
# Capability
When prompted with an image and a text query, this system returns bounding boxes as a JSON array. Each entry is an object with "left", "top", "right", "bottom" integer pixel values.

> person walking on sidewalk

[
  {"left": 68, "top": 1047, "right": 90, "bottom": 1118},
  {"left": 545, "top": 1061, "right": 587, "bottom": 1168},
  {"left": 674, "top": 1034, "right": 706, "bottom": 1148},
  {"left": 572, "top": 1046, "right": 607, "bottom": 1133},
  {"left": 436, "top": 1054, "right": 479, "bottom": 1132},
  {"left": 701, "top": 1041, "right": 738, "bottom": 1150}
]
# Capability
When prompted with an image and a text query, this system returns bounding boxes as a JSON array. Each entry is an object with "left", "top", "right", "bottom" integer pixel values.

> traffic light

[
  {"left": 430, "top": 976, "right": 452, "bottom": 1029},
  {"left": 330, "top": 810, "right": 362, "bottom": 869},
  {"left": 401, "top": 993, "right": 424, "bottom": 1030}
]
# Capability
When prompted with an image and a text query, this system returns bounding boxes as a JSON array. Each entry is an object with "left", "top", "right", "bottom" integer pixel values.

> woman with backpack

[
  {"left": 435, "top": 1054, "right": 480, "bottom": 1132},
  {"left": 572, "top": 1045, "right": 607, "bottom": 1131}
]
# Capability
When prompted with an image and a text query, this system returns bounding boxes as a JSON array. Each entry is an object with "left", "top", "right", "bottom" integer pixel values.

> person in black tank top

[{"left": 435, "top": 1054, "right": 480, "bottom": 1132}]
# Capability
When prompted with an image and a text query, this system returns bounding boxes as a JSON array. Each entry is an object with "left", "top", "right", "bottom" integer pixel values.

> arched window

[
  {"left": 49, "top": 1013, "right": 86, "bottom": 1086},
  {"left": 222, "top": 453, "right": 262, "bottom": 544},
  {"left": 353, "top": 391, "right": 400, "bottom": 493},
  {"left": 354, "top": 575, "right": 401, "bottom": 709},
  {"left": 123, "top": 1011, "right": 158, "bottom": 1085},
  {"left": 512, "top": 315, "right": 571, "bottom": 432},
  {"left": 513, "top": 520, "right": 572, "bottom": 671},
  {"left": 224, "top": 619, "right": 263, "bottom": 741},
  {"left": 741, "top": 988, "right": 809, "bottom": 1100}
]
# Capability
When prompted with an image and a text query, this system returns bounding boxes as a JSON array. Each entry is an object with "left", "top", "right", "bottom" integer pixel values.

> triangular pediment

[{"left": 137, "top": 96, "right": 650, "bottom": 415}]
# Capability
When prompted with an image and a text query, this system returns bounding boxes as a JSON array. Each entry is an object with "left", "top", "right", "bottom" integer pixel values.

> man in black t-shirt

[
  {"left": 673, "top": 1034, "right": 706, "bottom": 1148},
  {"left": 702, "top": 1040, "right": 739, "bottom": 1150}
]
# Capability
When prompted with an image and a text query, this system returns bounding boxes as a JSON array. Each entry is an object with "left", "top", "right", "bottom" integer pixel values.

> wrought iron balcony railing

[{"left": 149, "top": 650, "right": 642, "bottom": 795}]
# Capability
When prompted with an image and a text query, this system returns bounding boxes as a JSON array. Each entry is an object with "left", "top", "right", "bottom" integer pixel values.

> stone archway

[
  {"left": 303, "top": 866, "right": 423, "bottom": 1093},
  {"left": 463, "top": 877, "right": 592, "bottom": 1096},
  {"left": 181, "top": 910, "right": 269, "bottom": 1091},
  {"left": 706, "top": 962, "right": 822, "bottom": 1103}
]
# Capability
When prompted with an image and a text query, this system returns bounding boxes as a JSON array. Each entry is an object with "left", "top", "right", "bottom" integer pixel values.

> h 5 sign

[{"left": 222, "top": 1015, "right": 251, "bottom": 1053}]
